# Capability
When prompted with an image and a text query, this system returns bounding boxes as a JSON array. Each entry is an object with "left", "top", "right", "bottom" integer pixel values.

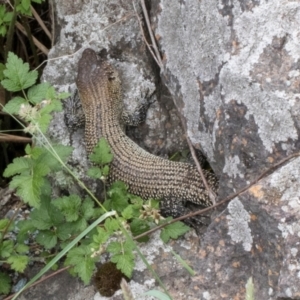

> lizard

[{"left": 75, "top": 48, "right": 218, "bottom": 222}]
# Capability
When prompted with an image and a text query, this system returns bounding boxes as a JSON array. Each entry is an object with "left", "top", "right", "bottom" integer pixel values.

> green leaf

[
  {"left": 2, "top": 52, "right": 38, "bottom": 91},
  {"left": 102, "top": 165, "right": 110, "bottom": 176},
  {"left": 0, "top": 240, "right": 13, "bottom": 258},
  {"left": 0, "top": 271, "right": 11, "bottom": 295},
  {"left": 10, "top": 173, "right": 44, "bottom": 208},
  {"left": 3, "top": 12, "right": 13, "bottom": 23},
  {"left": 87, "top": 167, "right": 102, "bottom": 179},
  {"left": 110, "top": 253, "right": 134, "bottom": 278},
  {"left": 92, "top": 227, "right": 109, "bottom": 246},
  {"left": 27, "top": 82, "right": 50, "bottom": 104},
  {"left": 30, "top": 197, "right": 64, "bottom": 229},
  {"left": 37, "top": 113, "right": 52, "bottom": 133},
  {"left": 58, "top": 91, "right": 71, "bottom": 99},
  {"left": 36, "top": 230, "right": 57, "bottom": 249},
  {"left": 89, "top": 137, "right": 113, "bottom": 165},
  {"left": 2, "top": 96, "right": 27, "bottom": 114},
  {"left": 107, "top": 241, "right": 122, "bottom": 255},
  {"left": 121, "top": 205, "right": 133, "bottom": 220},
  {"left": 104, "top": 218, "right": 119, "bottom": 233},
  {"left": 160, "top": 221, "right": 190, "bottom": 243},
  {"left": 56, "top": 222, "right": 74, "bottom": 241},
  {"left": 7, "top": 255, "right": 29, "bottom": 272},
  {"left": 0, "top": 218, "right": 10, "bottom": 231},
  {"left": 15, "top": 243, "right": 29, "bottom": 254},
  {"left": 3, "top": 156, "right": 31, "bottom": 177},
  {"left": 108, "top": 181, "right": 130, "bottom": 212},
  {"left": 65, "top": 246, "right": 95, "bottom": 285},
  {"left": 81, "top": 198, "right": 94, "bottom": 220},
  {"left": 53, "top": 195, "right": 81, "bottom": 222},
  {"left": 130, "top": 219, "right": 150, "bottom": 242}
]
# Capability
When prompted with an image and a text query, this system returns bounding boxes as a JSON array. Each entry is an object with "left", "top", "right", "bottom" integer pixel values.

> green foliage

[
  {"left": 2, "top": 52, "right": 38, "bottom": 92},
  {"left": 89, "top": 137, "right": 114, "bottom": 165},
  {"left": 0, "top": 272, "right": 11, "bottom": 295},
  {"left": 160, "top": 219, "right": 190, "bottom": 243},
  {"left": 3, "top": 144, "right": 72, "bottom": 208},
  {"left": 0, "top": 52, "right": 190, "bottom": 297},
  {"left": 64, "top": 245, "right": 96, "bottom": 284},
  {"left": 0, "top": 5, "right": 13, "bottom": 37},
  {"left": 16, "top": 0, "right": 45, "bottom": 16}
]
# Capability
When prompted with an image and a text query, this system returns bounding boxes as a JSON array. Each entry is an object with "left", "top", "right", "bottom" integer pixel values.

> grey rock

[{"left": 152, "top": 0, "right": 300, "bottom": 299}]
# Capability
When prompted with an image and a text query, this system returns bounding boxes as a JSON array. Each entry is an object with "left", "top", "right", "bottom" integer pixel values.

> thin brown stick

[
  {"left": 132, "top": 1, "right": 161, "bottom": 68},
  {"left": 0, "top": 133, "right": 32, "bottom": 143},
  {"left": 3, "top": 266, "right": 71, "bottom": 300},
  {"left": 31, "top": 5, "right": 52, "bottom": 41},
  {"left": 139, "top": 0, "right": 163, "bottom": 67},
  {"left": 15, "top": 21, "right": 49, "bottom": 55},
  {"left": 133, "top": 151, "right": 300, "bottom": 240}
]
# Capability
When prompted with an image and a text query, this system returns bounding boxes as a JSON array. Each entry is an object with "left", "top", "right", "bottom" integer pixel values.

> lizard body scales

[{"left": 76, "top": 48, "right": 218, "bottom": 215}]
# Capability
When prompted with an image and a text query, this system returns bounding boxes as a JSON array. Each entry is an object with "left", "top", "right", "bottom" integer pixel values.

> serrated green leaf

[
  {"left": 107, "top": 241, "right": 122, "bottom": 255},
  {"left": 0, "top": 218, "right": 10, "bottom": 230},
  {"left": 108, "top": 181, "right": 130, "bottom": 212},
  {"left": 15, "top": 243, "right": 29, "bottom": 254},
  {"left": 37, "top": 113, "right": 52, "bottom": 133},
  {"left": 0, "top": 271, "right": 11, "bottom": 295},
  {"left": 121, "top": 205, "right": 133, "bottom": 220},
  {"left": 92, "top": 227, "right": 109, "bottom": 246},
  {"left": 7, "top": 255, "right": 29, "bottom": 272},
  {"left": 87, "top": 167, "right": 102, "bottom": 179},
  {"left": 10, "top": 173, "right": 44, "bottom": 208},
  {"left": 89, "top": 137, "right": 113, "bottom": 165},
  {"left": 3, "top": 11, "right": 13, "bottom": 22},
  {"left": 22, "top": 0, "right": 31, "bottom": 10},
  {"left": 110, "top": 253, "right": 134, "bottom": 278},
  {"left": 104, "top": 218, "right": 119, "bottom": 233},
  {"left": 58, "top": 91, "right": 71, "bottom": 99},
  {"left": 70, "top": 218, "right": 88, "bottom": 233},
  {"left": 3, "top": 156, "right": 31, "bottom": 177},
  {"left": 56, "top": 222, "right": 74, "bottom": 241},
  {"left": 2, "top": 96, "right": 27, "bottom": 114},
  {"left": 130, "top": 219, "right": 150, "bottom": 243},
  {"left": 160, "top": 221, "right": 190, "bottom": 243},
  {"left": 102, "top": 165, "right": 110, "bottom": 176},
  {"left": 81, "top": 198, "right": 94, "bottom": 220},
  {"left": 2, "top": 52, "right": 38, "bottom": 91},
  {"left": 27, "top": 82, "right": 50, "bottom": 104},
  {"left": 30, "top": 197, "right": 64, "bottom": 229},
  {"left": 65, "top": 246, "right": 95, "bottom": 285},
  {"left": 53, "top": 195, "right": 81, "bottom": 222},
  {"left": 25, "top": 145, "right": 44, "bottom": 159},
  {"left": 0, "top": 240, "right": 14, "bottom": 258},
  {"left": 36, "top": 230, "right": 57, "bottom": 249}
]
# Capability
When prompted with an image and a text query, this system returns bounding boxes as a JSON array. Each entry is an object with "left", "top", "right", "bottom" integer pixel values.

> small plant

[{"left": 0, "top": 53, "right": 191, "bottom": 298}]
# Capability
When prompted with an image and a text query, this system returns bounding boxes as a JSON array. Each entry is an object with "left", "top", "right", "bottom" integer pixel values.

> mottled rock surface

[{"left": 152, "top": 0, "right": 300, "bottom": 299}]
